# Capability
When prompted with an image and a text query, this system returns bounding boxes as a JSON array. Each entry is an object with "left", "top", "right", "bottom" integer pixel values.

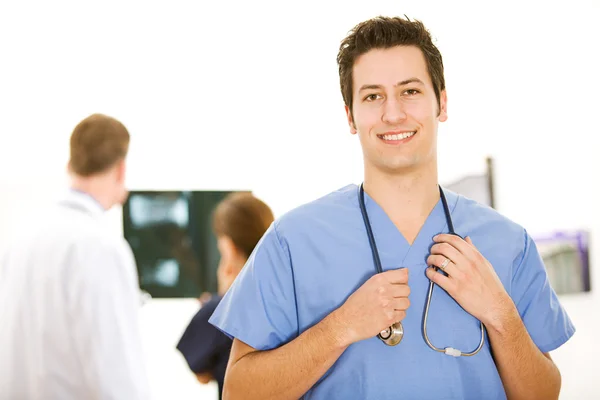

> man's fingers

[
  {"left": 394, "top": 310, "right": 407, "bottom": 322},
  {"left": 383, "top": 267, "right": 409, "bottom": 283},
  {"left": 425, "top": 267, "right": 455, "bottom": 294},
  {"left": 433, "top": 234, "right": 473, "bottom": 257},
  {"left": 389, "top": 284, "right": 410, "bottom": 298},
  {"left": 430, "top": 242, "right": 462, "bottom": 266},
  {"left": 390, "top": 297, "right": 410, "bottom": 311}
]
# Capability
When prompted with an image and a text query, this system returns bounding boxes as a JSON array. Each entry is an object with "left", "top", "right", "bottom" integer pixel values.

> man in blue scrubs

[{"left": 209, "top": 16, "right": 575, "bottom": 399}]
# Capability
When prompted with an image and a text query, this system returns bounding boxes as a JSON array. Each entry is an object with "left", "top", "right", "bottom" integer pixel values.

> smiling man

[{"left": 208, "top": 16, "right": 575, "bottom": 400}]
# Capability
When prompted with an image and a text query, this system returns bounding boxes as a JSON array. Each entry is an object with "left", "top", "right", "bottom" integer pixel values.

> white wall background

[{"left": 1, "top": 1, "right": 599, "bottom": 399}]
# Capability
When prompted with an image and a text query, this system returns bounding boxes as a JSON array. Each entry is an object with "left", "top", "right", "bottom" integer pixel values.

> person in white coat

[{"left": 0, "top": 114, "right": 151, "bottom": 400}]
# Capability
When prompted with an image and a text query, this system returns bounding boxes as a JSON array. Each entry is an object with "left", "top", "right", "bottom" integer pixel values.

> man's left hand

[{"left": 425, "top": 234, "right": 513, "bottom": 327}]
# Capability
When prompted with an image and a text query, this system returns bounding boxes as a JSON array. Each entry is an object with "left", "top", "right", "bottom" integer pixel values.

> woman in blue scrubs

[
  {"left": 209, "top": 16, "right": 575, "bottom": 400},
  {"left": 176, "top": 192, "right": 274, "bottom": 399}
]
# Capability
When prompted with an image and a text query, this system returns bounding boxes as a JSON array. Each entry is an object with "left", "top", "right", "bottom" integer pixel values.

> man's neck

[
  {"left": 69, "top": 177, "right": 112, "bottom": 211},
  {"left": 362, "top": 165, "right": 440, "bottom": 244}
]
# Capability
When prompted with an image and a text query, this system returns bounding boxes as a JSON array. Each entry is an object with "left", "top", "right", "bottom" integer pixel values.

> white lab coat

[{"left": 0, "top": 189, "right": 151, "bottom": 400}]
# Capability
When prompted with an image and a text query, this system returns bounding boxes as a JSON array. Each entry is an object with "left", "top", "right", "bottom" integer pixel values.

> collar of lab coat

[{"left": 58, "top": 189, "right": 107, "bottom": 216}]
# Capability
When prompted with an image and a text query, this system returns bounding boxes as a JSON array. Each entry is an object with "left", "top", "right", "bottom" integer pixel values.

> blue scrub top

[{"left": 209, "top": 184, "right": 575, "bottom": 400}]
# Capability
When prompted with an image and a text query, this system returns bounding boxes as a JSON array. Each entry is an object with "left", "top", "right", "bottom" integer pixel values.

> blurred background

[{"left": 1, "top": 0, "right": 598, "bottom": 398}]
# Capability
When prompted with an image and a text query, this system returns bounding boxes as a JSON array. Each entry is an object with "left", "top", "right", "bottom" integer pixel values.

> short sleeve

[
  {"left": 510, "top": 230, "right": 576, "bottom": 353},
  {"left": 208, "top": 222, "right": 298, "bottom": 351}
]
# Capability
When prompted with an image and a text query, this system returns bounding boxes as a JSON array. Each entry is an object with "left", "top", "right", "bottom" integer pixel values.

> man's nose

[{"left": 382, "top": 97, "right": 407, "bottom": 125}]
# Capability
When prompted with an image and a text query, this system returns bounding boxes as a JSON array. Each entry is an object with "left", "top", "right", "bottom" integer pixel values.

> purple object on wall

[{"left": 533, "top": 230, "right": 590, "bottom": 293}]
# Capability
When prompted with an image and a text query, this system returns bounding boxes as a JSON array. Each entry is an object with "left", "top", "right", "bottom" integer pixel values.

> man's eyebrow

[
  {"left": 396, "top": 77, "right": 424, "bottom": 86},
  {"left": 358, "top": 78, "right": 425, "bottom": 92}
]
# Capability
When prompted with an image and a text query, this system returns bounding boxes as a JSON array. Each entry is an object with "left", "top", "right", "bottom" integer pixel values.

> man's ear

[
  {"left": 115, "top": 158, "right": 127, "bottom": 183},
  {"left": 438, "top": 90, "right": 448, "bottom": 122},
  {"left": 345, "top": 105, "right": 357, "bottom": 135}
]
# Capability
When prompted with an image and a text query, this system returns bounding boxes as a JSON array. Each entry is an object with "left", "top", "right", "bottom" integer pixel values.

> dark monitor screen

[{"left": 122, "top": 190, "right": 249, "bottom": 298}]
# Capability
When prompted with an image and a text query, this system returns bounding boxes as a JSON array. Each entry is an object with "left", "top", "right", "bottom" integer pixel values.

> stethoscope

[{"left": 358, "top": 183, "right": 486, "bottom": 357}]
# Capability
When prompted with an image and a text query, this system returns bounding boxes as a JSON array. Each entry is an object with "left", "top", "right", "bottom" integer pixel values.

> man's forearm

[
  {"left": 223, "top": 311, "right": 350, "bottom": 400},
  {"left": 487, "top": 302, "right": 561, "bottom": 400}
]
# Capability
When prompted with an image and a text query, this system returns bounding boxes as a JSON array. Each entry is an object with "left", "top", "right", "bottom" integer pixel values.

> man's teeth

[{"left": 380, "top": 131, "right": 416, "bottom": 141}]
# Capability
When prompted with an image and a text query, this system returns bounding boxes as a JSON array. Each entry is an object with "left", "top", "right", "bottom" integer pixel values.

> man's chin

[{"left": 378, "top": 158, "right": 420, "bottom": 174}]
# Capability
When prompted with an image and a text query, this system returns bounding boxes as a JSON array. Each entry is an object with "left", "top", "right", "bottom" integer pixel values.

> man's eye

[
  {"left": 405, "top": 89, "right": 420, "bottom": 96},
  {"left": 365, "top": 94, "right": 381, "bottom": 101}
]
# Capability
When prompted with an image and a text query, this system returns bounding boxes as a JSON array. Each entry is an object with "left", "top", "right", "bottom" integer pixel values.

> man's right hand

[
  {"left": 332, "top": 267, "right": 411, "bottom": 345},
  {"left": 222, "top": 268, "right": 410, "bottom": 400}
]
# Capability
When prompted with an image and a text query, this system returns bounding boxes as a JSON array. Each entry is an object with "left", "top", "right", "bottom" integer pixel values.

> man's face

[{"left": 346, "top": 45, "right": 447, "bottom": 175}]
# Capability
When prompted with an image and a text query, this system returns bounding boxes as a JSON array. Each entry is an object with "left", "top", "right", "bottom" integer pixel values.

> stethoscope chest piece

[{"left": 378, "top": 321, "right": 404, "bottom": 346}]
